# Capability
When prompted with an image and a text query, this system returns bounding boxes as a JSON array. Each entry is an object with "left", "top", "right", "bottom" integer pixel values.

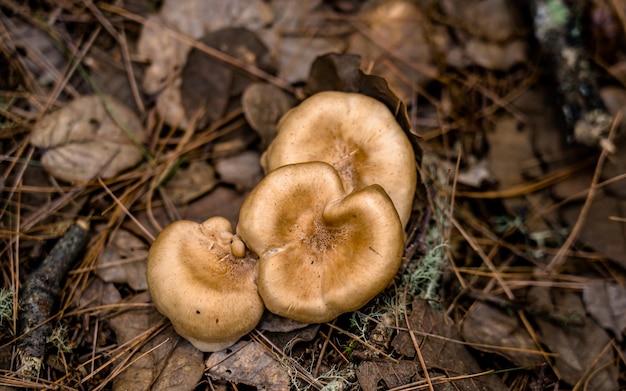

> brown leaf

[
  {"left": 162, "top": 160, "right": 218, "bottom": 204},
  {"left": 392, "top": 299, "right": 508, "bottom": 390},
  {"left": 5, "top": 18, "right": 66, "bottom": 87},
  {"left": 583, "top": 280, "right": 626, "bottom": 342},
  {"left": 242, "top": 82, "right": 296, "bottom": 148},
  {"left": 356, "top": 361, "right": 419, "bottom": 391},
  {"left": 214, "top": 150, "right": 264, "bottom": 191},
  {"left": 109, "top": 292, "right": 204, "bottom": 391},
  {"left": 159, "top": 0, "right": 273, "bottom": 37},
  {"left": 439, "top": 0, "right": 528, "bottom": 70},
  {"left": 487, "top": 115, "right": 539, "bottom": 189},
  {"left": 205, "top": 340, "right": 291, "bottom": 390},
  {"left": 30, "top": 95, "right": 146, "bottom": 182},
  {"left": 257, "top": 312, "right": 309, "bottom": 333},
  {"left": 529, "top": 287, "right": 618, "bottom": 390},
  {"left": 560, "top": 191, "right": 626, "bottom": 268},
  {"left": 132, "top": 186, "right": 248, "bottom": 241},
  {"left": 96, "top": 227, "right": 148, "bottom": 291},
  {"left": 73, "top": 278, "right": 122, "bottom": 310},
  {"left": 180, "top": 27, "right": 275, "bottom": 129},
  {"left": 347, "top": 0, "right": 436, "bottom": 102},
  {"left": 138, "top": 0, "right": 273, "bottom": 128},
  {"left": 263, "top": 0, "right": 350, "bottom": 83},
  {"left": 460, "top": 302, "right": 545, "bottom": 367}
]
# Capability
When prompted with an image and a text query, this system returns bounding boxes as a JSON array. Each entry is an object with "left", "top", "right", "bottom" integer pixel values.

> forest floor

[{"left": 1, "top": 0, "right": 626, "bottom": 390}]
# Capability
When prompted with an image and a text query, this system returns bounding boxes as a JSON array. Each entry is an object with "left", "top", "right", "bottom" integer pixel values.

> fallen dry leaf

[
  {"left": 348, "top": 0, "right": 435, "bottom": 102},
  {"left": 160, "top": 0, "right": 273, "bottom": 37},
  {"left": 96, "top": 227, "right": 149, "bottom": 291},
  {"left": 529, "top": 287, "right": 618, "bottom": 390},
  {"left": 133, "top": 186, "right": 248, "bottom": 241},
  {"left": 439, "top": 0, "right": 528, "bottom": 70},
  {"left": 460, "top": 302, "right": 545, "bottom": 367},
  {"left": 138, "top": 0, "right": 273, "bottom": 128},
  {"left": 392, "top": 299, "right": 507, "bottom": 390},
  {"left": 162, "top": 160, "right": 219, "bottom": 204},
  {"left": 486, "top": 115, "right": 543, "bottom": 213},
  {"left": 180, "top": 27, "right": 275, "bottom": 129},
  {"left": 560, "top": 191, "right": 626, "bottom": 269},
  {"left": 260, "top": 0, "right": 350, "bottom": 83},
  {"left": 242, "top": 82, "right": 296, "bottom": 148},
  {"left": 137, "top": 14, "right": 191, "bottom": 96},
  {"left": 257, "top": 312, "right": 309, "bottom": 333},
  {"left": 4, "top": 18, "right": 66, "bottom": 87},
  {"left": 108, "top": 292, "right": 204, "bottom": 391},
  {"left": 205, "top": 340, "right": 291, "bottom": 390},
  {"left": 214, "top": 150, "right": 264, "bottom": 191},
  {"left": 73, "top": 277, "right": 122, "bottom": 310},
  {"left": 30, "top": 94, "right": 146, "bottom": 182},
  {"left": 463, "top": 37, "right": 527, "bottom": 71},
  {"left": 356, "top": 361, "right": 419, "bottom": 391},
  {"left": 583, "top": 280, "right": 626, "bottom": 342}
]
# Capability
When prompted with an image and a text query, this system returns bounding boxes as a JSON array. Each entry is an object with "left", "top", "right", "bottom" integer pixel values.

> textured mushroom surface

[
  {"left": 237, "top": 162, "right": 404, "bottom": 323},
  {"left": 261, "top": 91, "right": 416, "bottom": 227},
  {"left": 146, "top": 216, "right": 264, "bottom": 352}
]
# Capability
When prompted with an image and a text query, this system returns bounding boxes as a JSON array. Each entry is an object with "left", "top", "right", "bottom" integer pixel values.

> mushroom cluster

[{"left": 147, "top": 91, "right": 416, "bottom": 351}]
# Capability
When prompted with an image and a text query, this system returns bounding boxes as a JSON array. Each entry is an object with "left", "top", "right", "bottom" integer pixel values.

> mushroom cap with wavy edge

[
  {"left": 261, "top": 91, "right": 416, "bottom": 228},
  {"left": 146, "top": 216, "right": 264, "bottom": 352},
  {"left": 237, "top": 162, "right": 404, "bottom": 324}
]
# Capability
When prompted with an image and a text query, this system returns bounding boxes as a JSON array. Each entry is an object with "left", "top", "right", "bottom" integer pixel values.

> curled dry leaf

[{"left": 30, "top": 95, "right": 146, "bottom": 182}]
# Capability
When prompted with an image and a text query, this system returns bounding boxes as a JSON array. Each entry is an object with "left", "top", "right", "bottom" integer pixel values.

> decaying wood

[
  {"left": 16, "top": 220, "right": 90, "bottom": 377},
  {"left": 532, "top": 0, "right": 614, "bottom": 150}
]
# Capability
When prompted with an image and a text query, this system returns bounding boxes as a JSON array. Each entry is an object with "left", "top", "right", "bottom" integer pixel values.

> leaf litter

[{"left": 1, "top": 0, "right": 626, "bottom": 390}]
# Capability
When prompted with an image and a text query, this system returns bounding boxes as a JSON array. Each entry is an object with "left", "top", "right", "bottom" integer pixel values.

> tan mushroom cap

[
  {"left": 146, "top": 216, "right": 264, "bottom": 352},
  {"left": 261, "top": 91, "right": 416, "bottom": 227},
  {"left": 237, "top": 162, "right": 404, "bottom": 323}
]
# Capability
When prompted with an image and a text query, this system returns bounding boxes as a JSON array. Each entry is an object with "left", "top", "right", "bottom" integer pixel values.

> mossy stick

[
  {"left": 531, "top": 0, "right": 613, "bottom": 149},
  {"left": 17, "top": 219, "right": 89, "bottom": 377}
]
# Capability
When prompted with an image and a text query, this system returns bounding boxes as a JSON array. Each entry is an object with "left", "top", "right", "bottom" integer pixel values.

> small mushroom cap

[
  {"left": 237, "top": 162, "right": 404, "bottom": 323},
  {"left": 146, "top": 216, "right": 264, "bottom": 352},
  {"left": 262, "top": 91, "right": 416, "bottom": 227}
]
